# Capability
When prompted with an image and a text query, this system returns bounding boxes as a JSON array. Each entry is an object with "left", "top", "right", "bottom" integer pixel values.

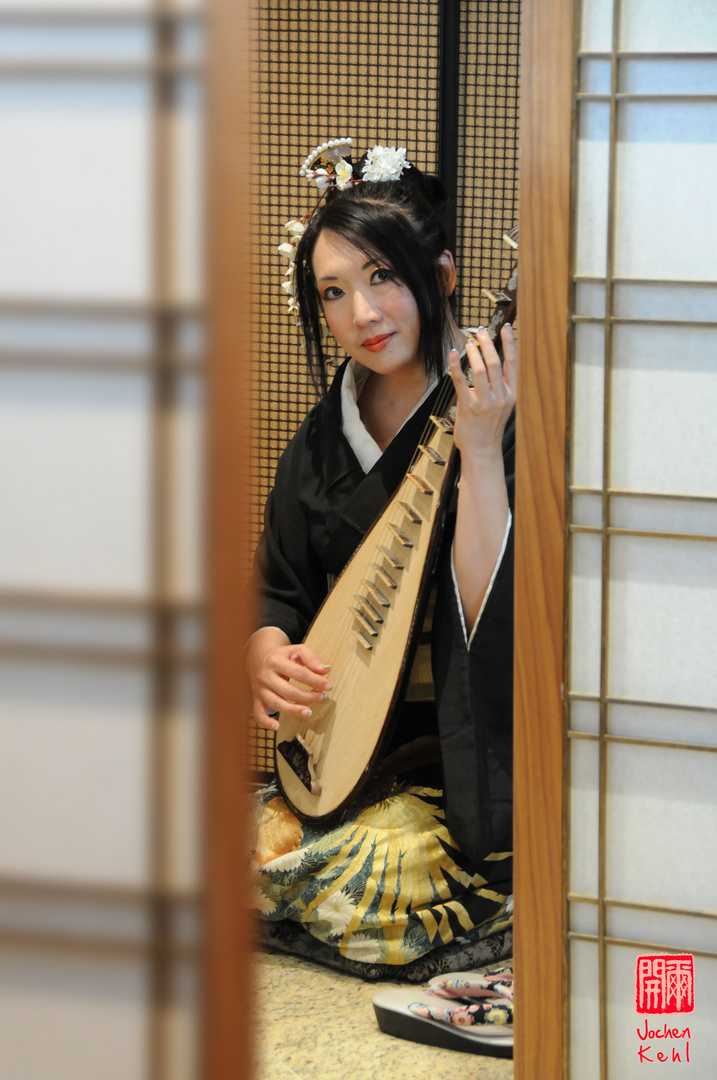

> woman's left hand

[{"left": 447, "top": 323, "right": 517, "bottom": 461}]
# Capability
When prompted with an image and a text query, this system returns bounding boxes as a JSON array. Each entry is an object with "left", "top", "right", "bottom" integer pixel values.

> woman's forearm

[{"left": 452, "top": 449, "right": 510, "bottom": 628}]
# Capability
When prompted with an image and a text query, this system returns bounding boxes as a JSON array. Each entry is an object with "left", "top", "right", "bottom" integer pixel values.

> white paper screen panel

[
  {"left": 0, "top": 608, "right": 152, "bottom": 649},
  {"left": 569, "top": 532, "right": 603, "bottom": 697},
  {"left": 571, "top": 322, "right": 605, "bottom": 490},
  {"left": 610, "top": 326, "right": 717, "bottom": 495},
  {"left": 571, "top": 898, "right": 599, "bottom": 936},
  {"left": 0, "top": 953, "right": 149, "bottom": 1080},
  {"left": 164, "top": 960, "right": 201, "bottom": 1080},
  {"left": 569, "top": 0, "right": 717, "bottom": 1075},
  {"left": 580, "top": 0, "right": 614, "bottom": 53},
  {"left": 606, "top": 949, "right": 717, "bottom": 1077},
  {"left": 0, "top": 24, "right": 152, "bottom": 61},
  {"left": 571, "top": 697, "right": 601, "bottom": 735},
  {"left": 613, "top": 282, "right": 717, "bottom": 322},
  {"left": 0, "top": 8, "right": 206, "bottom": 1080},
  {"left": 572, "top": 492, "right": 603, "bottom": 529},
  {"left": 164, "top": 671, "right": 203, "bottom": 892},
  {"left": 581, "top": 0, "right": 717, "bottom": 52},
  {"left": 575, "top": 101, "right": 610, "bottom": 278},
  {"left": 176, "top": 18, "right": 204, "bottom": 61},
  {"left": 0, "top": 313, "right": 154, "bottom": 358},
  {"left": 175, "top": 316, "right": 204, "bottom": 360},
  {"left": 620, "top": 0, "right": 717, "bottom": 53},
  {"left": 0, "top": 370, "right": 152, "bottom": 592},
  {"left": 0, "top": 662, "right": 152, "bottom": 884},
  {"left": 609, "top": 702, "right": 717, "bottom": 746},
  {"left": 608, "top": 536, "right": 717, "bottom": 707},
  {"left": 20, "top": 0, "right": 153, "bottom": 10},
  {"left": 570, "top": 911, "right": 717, "bottom": 1071},
  {"left": 569, "top": 939, "right": 601, "bottom": 1080},
  {"left": 606, "top": 742, "right": 717, "bottom": 909},
  {"left": 168, "top": 373, "right": 204, "bottom": 599},
  {"left": 172, "top": 79, "right": 204, "bottom": 304},
  {"left": 0, "top": 892, "right": 149, "bottom": 940},
  {"left": 620, "top": 57, "right": 717, "bottom": 95},
  {"left": 580, "top": 56, "right": 611, "bottom": 95},
  {"left": 615, "top": 103, "right": 717, "bottom": 282},
  {"left": 0, "top": 80, "right": 152, "bottom": 300},
  {"left": 570, "top": 737, "right": 600, "bottom": 898},
  {"left": 608, "top": 906, "right": 717, "bottom": 955}
]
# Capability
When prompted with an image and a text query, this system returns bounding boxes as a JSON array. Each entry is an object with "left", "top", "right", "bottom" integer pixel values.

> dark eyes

[
  {"left": 321, "top": 267, "right": 395, "bottom": 302},
  {"left": 322, "top": 285, "right": 344, "bottom": 301},
  {"left": 371, "top": 267, "right": 394, "bottom": 284}
]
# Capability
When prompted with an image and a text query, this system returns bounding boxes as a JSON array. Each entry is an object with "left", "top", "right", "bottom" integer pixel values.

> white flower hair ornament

[
  {"left": 277, "top": 139, "right": 412, "bottom": 318},
  {"left": 361, "top": 145, "right": 411, "bottom": 183}
]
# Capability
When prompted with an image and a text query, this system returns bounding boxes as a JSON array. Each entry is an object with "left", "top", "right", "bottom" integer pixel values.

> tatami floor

[{"left": 253, "top": 950, "right": 514, "bottom": 1080}]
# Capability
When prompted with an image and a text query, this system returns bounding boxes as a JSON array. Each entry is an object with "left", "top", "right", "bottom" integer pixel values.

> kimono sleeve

[
  {"left": 431, "top": 412, "right": 515, "bottom": 866},
  {"left": 251, "top": 438, "right": 329, "bottom": 644}
]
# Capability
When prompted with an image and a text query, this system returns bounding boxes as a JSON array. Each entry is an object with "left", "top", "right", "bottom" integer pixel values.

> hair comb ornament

[
  {"left": 299, "top": 137, "right": 355, "bottom": 190},
  {"left": 277, "top": 138, "right": 412, "bottom": 317}
]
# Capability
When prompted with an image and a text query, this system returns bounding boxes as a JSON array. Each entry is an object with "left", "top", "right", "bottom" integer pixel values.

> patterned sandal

[{"left": 372, "top": 963, "right": 514, "bottom": 1057}]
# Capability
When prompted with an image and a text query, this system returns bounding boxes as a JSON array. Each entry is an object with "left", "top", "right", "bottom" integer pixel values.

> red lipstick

[{"left": 362, "top": 333, "right": 394, "bottom": 352}]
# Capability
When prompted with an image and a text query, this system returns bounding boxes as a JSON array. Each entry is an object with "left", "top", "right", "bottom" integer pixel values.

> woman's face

[{"left": 311, "top": 229, "right": 422, "bottom": 378}]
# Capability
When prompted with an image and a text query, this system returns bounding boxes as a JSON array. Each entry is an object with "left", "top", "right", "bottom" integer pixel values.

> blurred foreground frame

[
  {"left": 0, "top": 0, "right": 254, "bottom": 1078},
  {"left": 206, "top": 0, "right": 255, "bottom": 1078}
]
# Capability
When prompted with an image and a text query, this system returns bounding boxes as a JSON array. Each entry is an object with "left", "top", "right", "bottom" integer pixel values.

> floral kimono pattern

[{"left": 250, "top": 780, "right": 513, "bottom": 973}]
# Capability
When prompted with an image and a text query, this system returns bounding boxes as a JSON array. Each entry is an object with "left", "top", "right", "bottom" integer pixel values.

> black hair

[{"left": 294, "top": 153, "right": 455, "bottom": 397}]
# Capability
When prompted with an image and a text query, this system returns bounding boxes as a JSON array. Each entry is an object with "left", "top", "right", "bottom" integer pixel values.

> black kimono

[{"left": 250, "top": 359, "right": 515, "bottom": 976}]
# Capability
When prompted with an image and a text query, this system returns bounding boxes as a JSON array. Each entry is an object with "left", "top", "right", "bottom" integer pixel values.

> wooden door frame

[
  {"left": 204, "top": 2, "right": 254, "bottom": 1079},
  {"left": 514, "top": 0, "right": 575, "bottom": 1076}
]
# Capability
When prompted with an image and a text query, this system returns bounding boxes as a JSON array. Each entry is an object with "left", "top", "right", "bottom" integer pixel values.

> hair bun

[
  {"left": 369, "top": 156, "right": 448, "bottom": 215},
  {"left": 408, "top": 169, "right": 448, "bottom": 214}
]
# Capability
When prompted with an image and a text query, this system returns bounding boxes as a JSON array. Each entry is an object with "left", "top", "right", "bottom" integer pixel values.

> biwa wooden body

[{"left": 274, "top": 404, "right": 459, "bottom": 822}]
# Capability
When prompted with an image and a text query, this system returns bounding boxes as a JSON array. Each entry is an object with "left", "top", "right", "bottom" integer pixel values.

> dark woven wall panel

[
  {"left": 250, "top": 0, "right": 441, "bottom": 538},
  {"left": 455, "top": 0, "right": 521, "bottom": 328}
]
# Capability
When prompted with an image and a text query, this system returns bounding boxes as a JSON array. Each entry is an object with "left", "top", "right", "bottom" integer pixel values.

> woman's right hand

[{"left": 246, "top": 627, "right": 332, "bottom": 731}]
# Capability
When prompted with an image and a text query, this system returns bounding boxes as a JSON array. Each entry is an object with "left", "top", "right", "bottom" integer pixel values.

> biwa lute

[{"left": 275, "top": 229, "right": 518, "bottom": 822}]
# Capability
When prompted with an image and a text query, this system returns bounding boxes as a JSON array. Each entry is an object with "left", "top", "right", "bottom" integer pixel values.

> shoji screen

[
  {"left": 0, "top": 5, "right": 205, "bottom": 1080},
  {"left": 568, "top": 1, "right": 717, "bottom": 1076}
]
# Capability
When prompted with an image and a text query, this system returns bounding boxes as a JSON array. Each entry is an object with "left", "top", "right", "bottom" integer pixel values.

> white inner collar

[
  {"left": 340, "top": 359, "right": 441, "bottom": 474},
  {"left": 340, "top": 337, "right": 470, "bottom": 474}
]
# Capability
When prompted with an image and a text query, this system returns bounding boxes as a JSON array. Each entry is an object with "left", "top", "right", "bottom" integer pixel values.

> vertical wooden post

[
  {"left": 513, "top": 0, "right": 575, "bottom": 1076},
  {"left": 204, "top": 1, "right": 254, "bottom": 1078}
]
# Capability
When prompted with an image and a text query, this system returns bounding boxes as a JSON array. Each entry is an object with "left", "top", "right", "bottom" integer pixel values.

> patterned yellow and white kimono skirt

[{"left": 250, "top": 780, "right": 513, "bottom": 982}]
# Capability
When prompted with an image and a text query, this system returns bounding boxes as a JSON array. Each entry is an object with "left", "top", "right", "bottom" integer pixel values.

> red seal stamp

[{"left": 636, "top": 954, "right": 694, "bottom": 1015}]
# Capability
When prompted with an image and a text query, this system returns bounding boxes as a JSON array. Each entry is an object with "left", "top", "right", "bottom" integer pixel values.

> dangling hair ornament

[{"left": 278, "top": 138, "right": 411, "bottom": 317}]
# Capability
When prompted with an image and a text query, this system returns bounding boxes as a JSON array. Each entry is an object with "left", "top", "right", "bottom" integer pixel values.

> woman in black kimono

[{"left": 248, "top": 142, "right": 517, "bottom": 981}]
